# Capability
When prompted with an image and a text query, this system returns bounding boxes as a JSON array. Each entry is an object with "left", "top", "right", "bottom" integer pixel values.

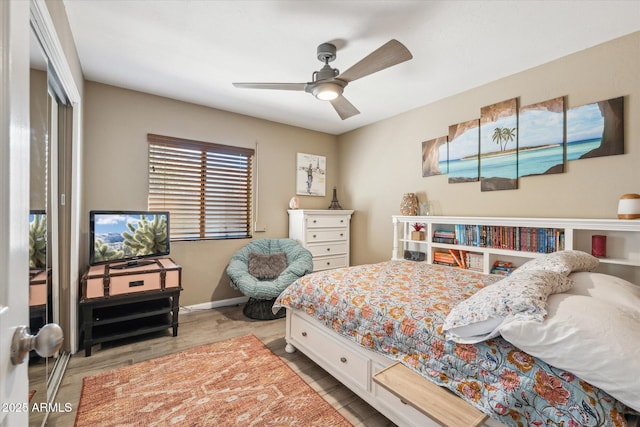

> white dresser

[{"left": 288, "top": 209, "right": 354, "bottom": 272}]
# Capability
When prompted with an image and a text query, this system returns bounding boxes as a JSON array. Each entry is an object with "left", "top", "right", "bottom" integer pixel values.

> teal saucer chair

[{"left": 227, "top": 239, "right": 313, "bottom": 320}]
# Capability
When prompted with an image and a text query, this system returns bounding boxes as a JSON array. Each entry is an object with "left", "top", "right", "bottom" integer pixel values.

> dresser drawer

[
  {"left": 289, "top": 210, "right": 353, "bottom": 273},
  {"left": 291, "top": 313, "right": 369, "bottom": 390},
  {"left": 313, "top": 254, "right": 348, "bottom": 271},
  {"left": 306, "top": 229, "right": 347, "bottom": 243},
  {"left": 307, "top": 242, "right": 348, "bottom": 257},
  {"left": 307, "top": 215, "right": 349, "bottom": 228}
]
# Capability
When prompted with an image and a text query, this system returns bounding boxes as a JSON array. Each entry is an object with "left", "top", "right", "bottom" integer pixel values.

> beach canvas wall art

[
  {"left": 480, "top": 98, "right": 518, "bottom": 191},
  {"left": 421, "top": 93, "right": 627, "bottom": 195},
  {"left": 518, "top": 96, "right": 565, "bottom": 177},
  {"left": 448, "top": 119, "right": 480, "bottom": 183},
  {"left": 422, "top": 136, "right": 448, "bottom": 177},
  {"left": 567, "top": 96, "right": 624, "bottom": 160}
]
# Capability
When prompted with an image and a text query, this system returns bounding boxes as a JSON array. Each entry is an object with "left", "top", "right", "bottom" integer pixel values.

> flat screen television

[{"left": 89, "top": 210, "right": 170, "bottom": 267}]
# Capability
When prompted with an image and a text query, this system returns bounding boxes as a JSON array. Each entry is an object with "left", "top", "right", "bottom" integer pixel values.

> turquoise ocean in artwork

[
  {"left": 445, "top": 157, "right": 480, "bottom": 180},
  {"left": 441, "top": 138, "right": 601, "bottom": 179}
]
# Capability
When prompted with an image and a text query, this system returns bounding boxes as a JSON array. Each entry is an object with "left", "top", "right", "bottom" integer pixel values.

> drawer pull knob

[
  {"left": 313, "top": 220, "right": 317, "bottom": 223},
  {"left": 326, "top": 248, "right": 331, "bottom": 251},
  {"left": 340, "top": 219, "right": 344, "bottom": 223},
  {"left": 340, "top": 356, "right": 347, "bottom": 363},
  {"left": 301, "top": 331, "right": 307, "bottom": 337},
  {"left": 340, "top": 233, "right": 344, "bottom": 237},
  {"left": 313, "top": 234, "right": 317, "bottom": 238},
  {"left": 326, "top": 262, "right": 331, "bottom": 265}
]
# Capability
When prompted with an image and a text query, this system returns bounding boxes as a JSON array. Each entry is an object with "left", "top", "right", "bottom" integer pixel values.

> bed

[{"left": 273, "top": 258, "right": 639, "bottom": 427}]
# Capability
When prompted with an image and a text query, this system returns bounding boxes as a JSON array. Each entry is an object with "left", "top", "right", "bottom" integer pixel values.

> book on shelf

[
  {"left": 434, "top": 229, "right": 455, "bottom": 237},
  {"left": 433, "top": 237, "right": 456, "bottom": 244},
  {"left": 433, "top": 251, "right": 458, "bottom": 267},
  {"left": 491, "top": 260, "right": 515, "bottom": 276},
  {"left": 448, "top": 249, "right": 463, "bottom": 268},
  {"left": 433, "top": 229, "right": 456, "bottom": 243},
  {"left": 433, "top": 260, "right": 457, "bottom": 267},
  {"left": 464, "top": 252, "right": 483, "bottom": 271},
  {"left": 452, "top": 224, "right": 565, "bottom": 253},
  {"left": 432, "top": 248, "right": 474, "bottom": 269},
  {"left": 493, "top": 260, "right": 513, "bottom": 268}
]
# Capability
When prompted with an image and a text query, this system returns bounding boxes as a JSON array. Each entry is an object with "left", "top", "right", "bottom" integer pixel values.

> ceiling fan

[{"left": 233, "top": 39, "right": 413, "bottom": 120}]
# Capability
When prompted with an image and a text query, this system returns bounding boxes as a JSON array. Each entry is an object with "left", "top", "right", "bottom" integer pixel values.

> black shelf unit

[{"left": 79, "top": 288, "right": 181, "bottom": 356}]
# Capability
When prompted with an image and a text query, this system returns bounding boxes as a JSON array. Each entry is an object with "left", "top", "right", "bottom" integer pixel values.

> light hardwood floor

[{"left": 40, "top": 304, "right": 396, "bottom": 426}]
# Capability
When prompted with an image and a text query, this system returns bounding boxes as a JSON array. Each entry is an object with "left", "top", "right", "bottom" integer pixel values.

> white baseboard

[{"left": 181, "top": 296, "right": 249, "bottom": 313}]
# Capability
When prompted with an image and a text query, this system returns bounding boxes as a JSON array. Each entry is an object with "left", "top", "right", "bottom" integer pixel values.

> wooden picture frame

[{"left": 296, "top": 153, "right": 326, "bottom": 196}]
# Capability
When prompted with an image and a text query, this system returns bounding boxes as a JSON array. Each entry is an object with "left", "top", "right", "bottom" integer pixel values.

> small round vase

[
  {"left": 400, "top": 193, "right": 418, "bottom": 216},
  {"left": 288, "top": 196, "right": 299, "bottom": 209}
]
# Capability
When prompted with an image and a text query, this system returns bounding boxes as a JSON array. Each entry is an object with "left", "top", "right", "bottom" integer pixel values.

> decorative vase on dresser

[{"left": 288, "top": 209, "right": 354, "bottom": 272}]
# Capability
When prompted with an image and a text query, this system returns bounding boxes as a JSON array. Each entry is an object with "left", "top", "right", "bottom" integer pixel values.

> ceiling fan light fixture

[{"left": 312, "top": 82, "right": 342, "bottom": 101}]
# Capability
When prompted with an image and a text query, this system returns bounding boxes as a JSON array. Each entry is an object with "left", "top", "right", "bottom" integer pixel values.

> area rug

[{"left": 75, "top": 334, "right": 352, "bottom": 426}]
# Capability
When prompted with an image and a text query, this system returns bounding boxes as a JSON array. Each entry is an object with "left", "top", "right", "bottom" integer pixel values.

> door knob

[{"left": 11, "top": 323, "right": 63, "bottom": 365}]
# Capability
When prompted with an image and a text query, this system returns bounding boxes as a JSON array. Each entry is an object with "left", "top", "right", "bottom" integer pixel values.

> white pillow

[
  {"left": 517, "top": 250, "right": 599, "bottom": 276},
  {"left": 442, "top": 270, "right": 570, "bottom": 344},
  {"left": 500, "top": 293, "right": 640, "bottom": 412},
  {"left": 568, "top": 271, "right": 640, "bottom": 310}
]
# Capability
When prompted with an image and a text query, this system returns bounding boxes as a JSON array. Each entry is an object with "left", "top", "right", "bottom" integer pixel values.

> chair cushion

[
  {"left": 248, "top": 252, "right": 287, "bottom": 280},
  {"left": 227, "top": 239, "right": 313, "bottom": 300}
]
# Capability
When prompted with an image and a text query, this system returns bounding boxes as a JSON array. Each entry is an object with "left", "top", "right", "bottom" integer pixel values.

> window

[{"left": 147, "top": 134, "right": 254, "bottom": 241}]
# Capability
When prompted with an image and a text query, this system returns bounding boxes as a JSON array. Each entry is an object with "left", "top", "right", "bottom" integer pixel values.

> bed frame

[
  {"left": 283, "top": 215, "right": 640, "bottom": 426},
  {"left": 284, "top": 309, "right": 504, "bottom": 427}
]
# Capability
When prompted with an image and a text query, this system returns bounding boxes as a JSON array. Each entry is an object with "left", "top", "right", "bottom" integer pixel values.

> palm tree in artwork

[
  {"left": 492, "top": 128, "right": 504, "bottom": 150},
  {"left": 492, "top": 127, "right": 517, "bottom": 151},
  {"left": 501, "top": 127, "right": 516, "bottom": 150}
]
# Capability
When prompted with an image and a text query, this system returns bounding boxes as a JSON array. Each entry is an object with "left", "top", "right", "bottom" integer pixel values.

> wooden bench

[{"left": 373, "top": 362, "right": 488, "bottom": 427}]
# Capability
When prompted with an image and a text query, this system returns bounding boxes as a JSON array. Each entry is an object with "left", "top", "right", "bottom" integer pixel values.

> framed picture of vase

[{"left": 296, "top": 152, "right": 326, "bottom": 196}]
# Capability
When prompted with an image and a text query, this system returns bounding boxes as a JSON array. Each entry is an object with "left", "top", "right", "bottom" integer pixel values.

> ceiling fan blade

[
  {"left": 330, "top": 95, "right": 360, "bottom": 120},
  {"left": 337, "top": 39, "right": 412, "bottom": 83},
  {"left": 232, "top": 82, "right": 306, "bottom": 91}
]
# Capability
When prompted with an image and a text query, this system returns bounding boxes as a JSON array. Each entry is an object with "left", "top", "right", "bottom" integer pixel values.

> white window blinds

[{"left": 147, "top": 134, "right": 254, "bottom": 240}]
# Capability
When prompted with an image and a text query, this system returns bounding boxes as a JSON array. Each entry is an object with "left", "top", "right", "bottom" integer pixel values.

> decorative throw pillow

[
  {"left": 442, "top": 270, "right": 570, "bottom": 344},
  {"left": 248, "top": 252, "right": 287, "bottom": 280},
  {"left": 516, "top": 250, "right": 599, "bottom": 277},
  {"left": 500, "top": 293, "right": 640, "bottom": 412}
]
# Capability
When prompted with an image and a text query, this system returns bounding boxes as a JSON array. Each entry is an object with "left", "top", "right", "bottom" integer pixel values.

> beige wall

[
  {"left": 82, "top": 82, "right": 338, "bottom": 306},
  {"left": 338, "top": 32, "right": 640, "bottom": 266}
]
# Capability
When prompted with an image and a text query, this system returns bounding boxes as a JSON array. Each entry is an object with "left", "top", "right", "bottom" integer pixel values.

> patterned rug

[{"left": 75, "top": 334, "right": 352, "bottom": 426}]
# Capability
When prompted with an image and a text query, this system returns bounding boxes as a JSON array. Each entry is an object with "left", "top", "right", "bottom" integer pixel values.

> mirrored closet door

[
  {"left": 29, "top": 1, "right": 78, "bottom": 423},
  {"left": 28, "top": 24, "right": 54, "bottom": 425}
]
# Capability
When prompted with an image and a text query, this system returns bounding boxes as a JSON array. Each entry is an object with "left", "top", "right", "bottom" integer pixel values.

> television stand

[
  {"left": 79, "top": 257, "right": 182, "bottom": 356},
  {"left": 79, "top": 289, "right": 181, "bottom": 357}
]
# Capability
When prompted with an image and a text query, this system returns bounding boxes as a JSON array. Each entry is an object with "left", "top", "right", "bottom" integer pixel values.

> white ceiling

[{"left": 62, "top": 1, "right": 640, "bottom": 135}]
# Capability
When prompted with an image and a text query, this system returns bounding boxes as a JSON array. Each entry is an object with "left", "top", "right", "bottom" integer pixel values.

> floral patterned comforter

[{"left": 274, "top": 260, "right": 631, "bottom": 427}]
